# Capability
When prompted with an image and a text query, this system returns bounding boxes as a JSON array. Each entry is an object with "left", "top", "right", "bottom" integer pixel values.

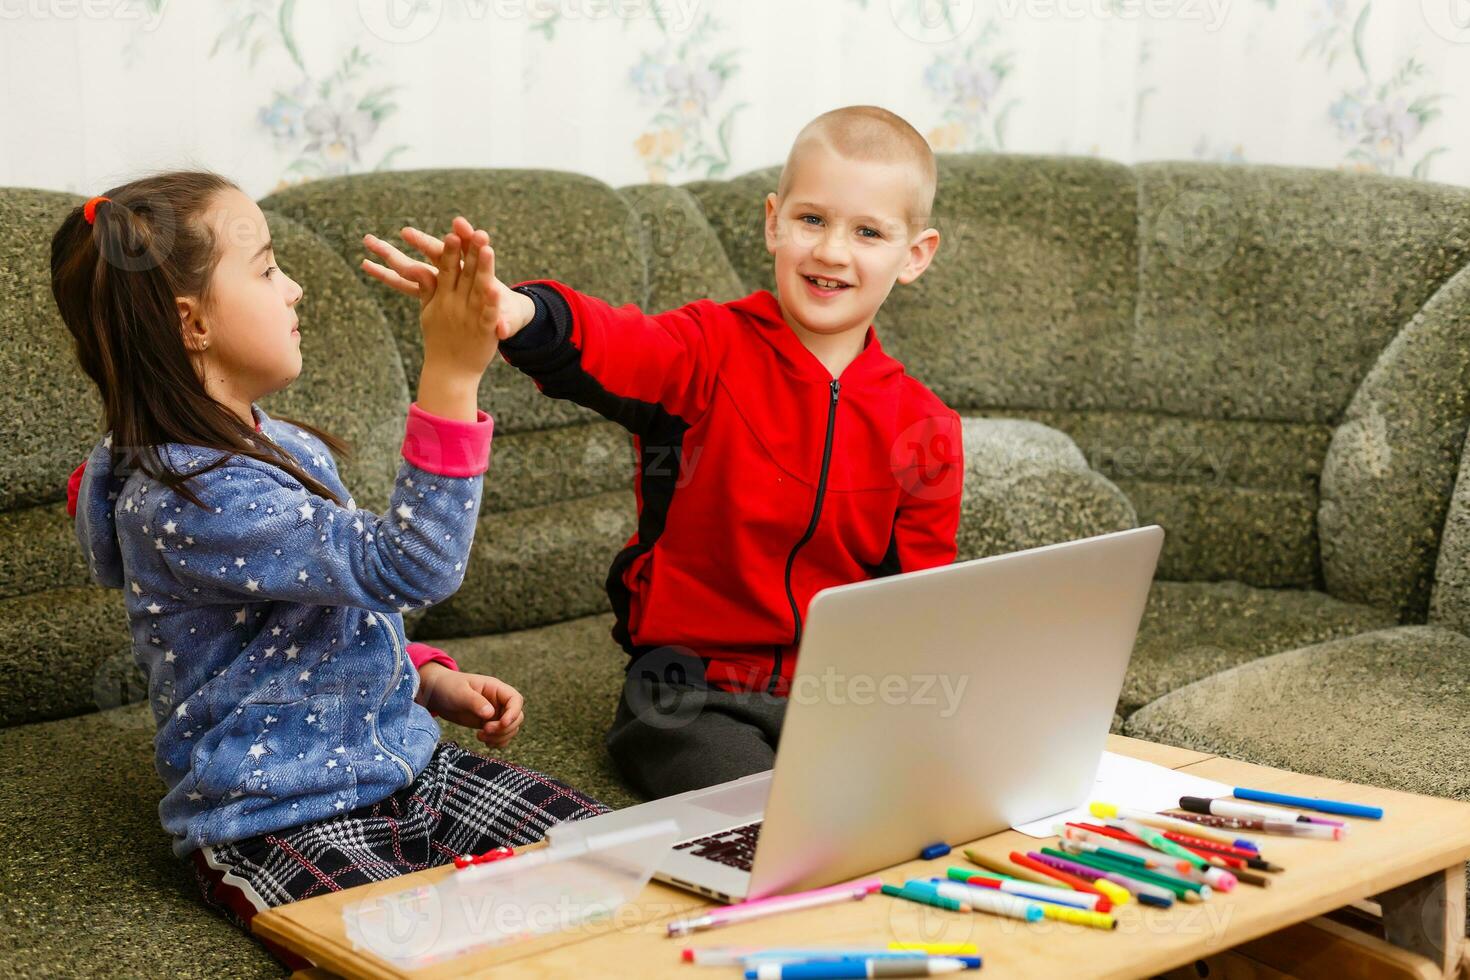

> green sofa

[{"left": 3, "top": 154, "right": 1468, "bottom": 975}]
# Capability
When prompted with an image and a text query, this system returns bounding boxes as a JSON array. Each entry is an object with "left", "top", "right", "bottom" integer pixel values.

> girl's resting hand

[{"left": 418, "top": 663, "right": 526, "bottom": 749}]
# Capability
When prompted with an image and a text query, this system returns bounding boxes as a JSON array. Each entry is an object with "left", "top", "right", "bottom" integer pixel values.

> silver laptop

[{"left": 573, "top": 525, "right": 1164, "bottom": 903}]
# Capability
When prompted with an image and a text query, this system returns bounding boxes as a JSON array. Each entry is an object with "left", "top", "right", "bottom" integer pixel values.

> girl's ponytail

[{"left": 51, "top": 170, "right": 351, "bottom": 509}]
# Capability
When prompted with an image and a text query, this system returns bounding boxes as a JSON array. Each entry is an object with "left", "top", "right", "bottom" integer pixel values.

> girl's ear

[{"left": 177, "top": 297, "right": 209, "bottom": 352}]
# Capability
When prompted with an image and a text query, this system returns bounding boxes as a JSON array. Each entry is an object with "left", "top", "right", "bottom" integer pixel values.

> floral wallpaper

[{"left": 1, "top": 0, "right": 1466, "bottom": 197}]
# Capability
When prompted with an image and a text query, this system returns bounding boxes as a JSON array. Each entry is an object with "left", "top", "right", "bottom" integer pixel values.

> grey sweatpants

[{"left": 604, "top": 649, "right": 788, "bottom": 800}]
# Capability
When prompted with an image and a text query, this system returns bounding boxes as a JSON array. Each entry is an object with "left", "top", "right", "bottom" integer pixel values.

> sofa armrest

[{"left": 957, "top": 417, "right": 1139, "bottom": 562}]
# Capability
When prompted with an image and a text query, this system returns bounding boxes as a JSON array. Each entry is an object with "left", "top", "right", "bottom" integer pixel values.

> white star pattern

[
  {"left": 164, "top": 650, "right": 176, "bottom": 663},
  {"left": 246, "top": 578, "right": 260, "bottom": 592},
  {"left": 247, "top": 742, "right": 269, "bottom": 760},
  {"left": 395, "top": 503, "right": 414, "bottom": 521},
  {"left": 163, "top": 520, "right": 177, "bottom": 535},
  {"left": 234, "top": 608, "right": 247, "bottom": 625},
  {"left": 297, "top": 570, "right": 309, "bottom": 582},
  {"left": 131, "top": 581, "right": 142, "bottom": 596},
  {"left": 146, "top": 602, "right": 162, "bottom": 614},
  {"left": 284, "top": 644, "right": 299, "bottom": 660},
  {"left": 175, "top": 702, "right": 189, "bottom": 718},
  {"left": 297, "top": 500, "right": 316, "bottom": 523},
  {"left": 234, "top": 557, "right": 246, "bottom": 568}
]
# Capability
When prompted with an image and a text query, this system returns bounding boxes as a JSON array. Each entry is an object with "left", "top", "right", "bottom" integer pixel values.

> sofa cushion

[
  {"left": 1001, "top": 408, "right": 1332, "bottom": 587},
  {"left": 1319, "top": 261, "right": 1470, "bottom": 622},
  {"left": 1124, "top": 625, "right": 1470, "bottom": 801},
  {"left": 1121, "top": 580, "right": 1396, "bottom": 715},
  {"left": 0, "top": 702, "right": 281, "bottom": 976},
  {"left": 956, "top": 416, "right": 1136, "bottom": 563}
]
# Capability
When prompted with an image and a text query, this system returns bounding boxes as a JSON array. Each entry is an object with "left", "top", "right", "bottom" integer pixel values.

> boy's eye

[
  {"left": 800, "top": 214, "right": 822, "bottom": 225},
  {"left": 263, "top": 265, "right": 278, "bottom": 279},
  {"left": 859, "top": 227, "right": 881, "bottom": 239}
]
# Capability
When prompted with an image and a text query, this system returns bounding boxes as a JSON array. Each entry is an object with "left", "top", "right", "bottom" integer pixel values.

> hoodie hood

[
  {"left": 70, "top": 409, "right": 266, "bottom": 592},
  {"left": 73, "top": 433, "right": 129, "bottom": 591}
]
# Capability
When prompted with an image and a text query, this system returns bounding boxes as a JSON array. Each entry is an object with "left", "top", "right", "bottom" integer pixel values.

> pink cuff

[
  {"left": 408, "top": 641, "right": 459, "bottom": 673},
  {"left": 402, "top": 402, "right": 494, "bottom": 477},
  {"left": 408, "top": 642, "right": 459, "bottom": 719}
]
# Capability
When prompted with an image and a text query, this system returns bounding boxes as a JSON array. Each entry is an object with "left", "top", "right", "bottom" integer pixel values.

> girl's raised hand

[{"left": 418, "top": 222, "right": 502, "bottom": 379}]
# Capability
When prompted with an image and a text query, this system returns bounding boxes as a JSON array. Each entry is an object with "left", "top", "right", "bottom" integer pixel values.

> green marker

[{"left": 882, "top": 883, "right": 964, "bottom": 912}]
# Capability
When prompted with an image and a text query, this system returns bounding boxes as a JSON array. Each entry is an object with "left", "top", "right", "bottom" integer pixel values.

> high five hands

[{"left": 361, "top": 216, "right": 536, "bottom": 350}]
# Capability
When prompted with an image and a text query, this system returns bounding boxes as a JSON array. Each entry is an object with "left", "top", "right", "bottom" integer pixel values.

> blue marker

[
  {"left": 919, "top": 841, "right": 951, "bottom": 860},
  {"left": 1234, "top": 787, "right": 1384, "bottom": 820}
]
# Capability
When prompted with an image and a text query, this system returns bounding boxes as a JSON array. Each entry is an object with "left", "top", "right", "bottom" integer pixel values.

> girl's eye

[
  {"left": 263, "top": 265, "right": 278, "bottom": 279},
  {"left": 800, "top": 214, "right": 821, "bottom": 225},
  {"left": 859, "top": 227, "right": 880, "bottom": 239}
]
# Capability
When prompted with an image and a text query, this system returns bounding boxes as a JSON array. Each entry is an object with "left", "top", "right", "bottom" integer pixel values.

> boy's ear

[
  {"left": 763, "top": 193, "right": 780, "bottom": 254},
  {"left": 177, "top": 297, "right": 209, "bottom": 353},
  {"left": 896, "top": 227, "right": 941, "bottom": 286}
]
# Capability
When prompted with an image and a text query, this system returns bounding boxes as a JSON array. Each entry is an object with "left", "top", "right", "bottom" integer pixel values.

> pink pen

[{"left": 665, "top": 877, "right": 884, "bottom": 936}]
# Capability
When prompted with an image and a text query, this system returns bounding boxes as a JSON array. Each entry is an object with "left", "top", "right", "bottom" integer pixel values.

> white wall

[{"left": 2, "top": 0, "right": 1467, "bottom": 198}]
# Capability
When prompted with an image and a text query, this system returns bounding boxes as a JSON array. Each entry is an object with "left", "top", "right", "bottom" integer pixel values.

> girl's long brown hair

[{"left": 51, "top": 170, "right": 350, "bottom": 509}]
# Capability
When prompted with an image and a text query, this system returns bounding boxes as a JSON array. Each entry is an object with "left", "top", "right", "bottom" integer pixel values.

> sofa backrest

[
  {"left": 683, "top": 156, "right": 1470, "bottom": 607},
  {"left": 0, "top": 190, "right": 409, "bottom": 727}
]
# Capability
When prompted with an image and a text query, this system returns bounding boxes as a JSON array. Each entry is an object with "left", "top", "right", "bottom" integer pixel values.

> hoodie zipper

[
  {"left": 369, "top": 610, "right": 415, "bottom": 782},
  {"left": 774, "top": 379, "right": 841, "bottom": 692}
]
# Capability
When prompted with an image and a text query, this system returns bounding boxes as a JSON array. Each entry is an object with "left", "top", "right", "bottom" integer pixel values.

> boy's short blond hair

[{"left": 776, "top": 105, "right": 937, "bottom": 229}]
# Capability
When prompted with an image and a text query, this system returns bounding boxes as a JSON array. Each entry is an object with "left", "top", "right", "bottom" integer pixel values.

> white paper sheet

[{"left": 1011, "top": 751, "right": 1233, "bottom": 837}]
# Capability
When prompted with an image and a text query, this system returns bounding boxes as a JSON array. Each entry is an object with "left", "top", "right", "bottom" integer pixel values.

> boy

[{"left": 364, "top": 105, "right": 963, "bottom": 799}]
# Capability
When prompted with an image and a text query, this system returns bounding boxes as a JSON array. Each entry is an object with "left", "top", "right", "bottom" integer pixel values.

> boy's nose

[{"left": 812, "top": 231, "right": 849, "bottom": 265}]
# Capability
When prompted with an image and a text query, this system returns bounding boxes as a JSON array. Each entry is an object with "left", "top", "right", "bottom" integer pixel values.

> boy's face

[{"left": 764, "top": 144, "right": 939, "bottom": 341}]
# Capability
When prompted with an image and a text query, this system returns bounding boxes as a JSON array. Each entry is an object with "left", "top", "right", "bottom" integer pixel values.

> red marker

[
  {"left": 1009, "top": 850, "right": 1108, "bottom": 899},
  {"left": 453, "top": 845, "right": 515, "bottom": 869}
]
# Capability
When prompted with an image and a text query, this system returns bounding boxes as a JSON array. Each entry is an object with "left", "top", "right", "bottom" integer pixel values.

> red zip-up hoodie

[{"left": 502, "top": 280, "right": 964, "bottom": 694}]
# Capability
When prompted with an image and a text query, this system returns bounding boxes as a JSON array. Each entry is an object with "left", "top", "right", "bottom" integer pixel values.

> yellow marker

[
  {"left": 1035, "top": 902, "right": 1117, "bottom": 930},
  {"left": 1092, "top": 878, "right": 1132, "bottom": 907},
  {"left": 887, "top": 942, "right": 981, "bottom": 954}
]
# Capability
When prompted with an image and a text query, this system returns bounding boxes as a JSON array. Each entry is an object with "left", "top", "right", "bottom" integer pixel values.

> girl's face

[{"left": 183, "top": 189, "right": 304, "bottom": 415}]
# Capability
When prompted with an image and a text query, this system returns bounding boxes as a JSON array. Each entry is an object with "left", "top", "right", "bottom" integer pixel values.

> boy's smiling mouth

[{"left": 803, "top": 274, "right": 852, "bottom": 295}]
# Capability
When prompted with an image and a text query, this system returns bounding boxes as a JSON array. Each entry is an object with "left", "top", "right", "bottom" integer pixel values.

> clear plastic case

[{"left": 342, "top": 817, "right": 682, "bottom": 970}]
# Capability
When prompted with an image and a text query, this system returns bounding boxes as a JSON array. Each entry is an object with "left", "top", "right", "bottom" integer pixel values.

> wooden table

[{"left": 256, "top": 736, "right": 1470, "bottom": 979}]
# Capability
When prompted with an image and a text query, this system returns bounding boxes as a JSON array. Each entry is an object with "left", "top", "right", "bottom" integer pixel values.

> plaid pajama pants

[{"left": 189, "top": 738, "right": 610, "bottom": 971}]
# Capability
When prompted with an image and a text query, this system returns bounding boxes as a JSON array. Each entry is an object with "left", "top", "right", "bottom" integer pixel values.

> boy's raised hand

[{"left": 361, "top": 217, "right": 533, "bottom": 341}]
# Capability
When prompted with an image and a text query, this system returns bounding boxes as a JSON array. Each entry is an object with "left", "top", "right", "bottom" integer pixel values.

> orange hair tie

[{"left": 82, "top": 196, "right": 111, "bottom": 224}]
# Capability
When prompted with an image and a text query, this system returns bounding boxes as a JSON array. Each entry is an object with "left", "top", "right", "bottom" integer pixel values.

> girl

[{"left": 53, "top": 170, "right": 608, "bottom": 971}]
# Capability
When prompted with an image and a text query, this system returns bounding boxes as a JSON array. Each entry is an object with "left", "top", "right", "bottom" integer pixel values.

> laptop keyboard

[{"left": 673, "top": 821, "right": 763, "bottom": 872}]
